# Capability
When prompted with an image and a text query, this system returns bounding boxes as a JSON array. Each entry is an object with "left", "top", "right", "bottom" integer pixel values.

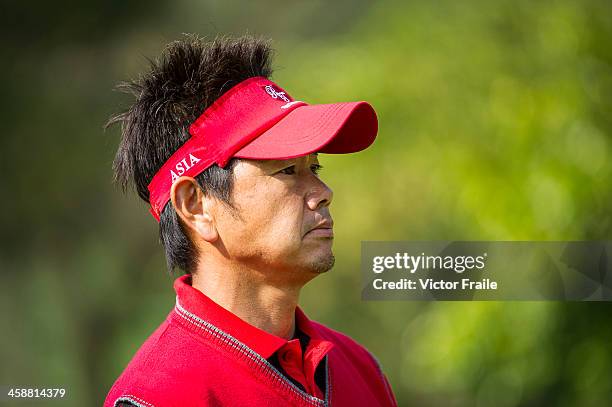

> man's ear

[{"left": 170, "top": 176, "right": 218, "bottom": 243}]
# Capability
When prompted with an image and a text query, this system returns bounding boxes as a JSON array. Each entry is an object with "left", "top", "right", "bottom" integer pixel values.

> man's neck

[{"left": 191, "top": 263, "right": 301, "bottom": 340}]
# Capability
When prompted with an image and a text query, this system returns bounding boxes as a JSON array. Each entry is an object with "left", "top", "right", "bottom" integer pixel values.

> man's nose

[{"left": 306, "top": 178, "right": 333, "bottom": 211}]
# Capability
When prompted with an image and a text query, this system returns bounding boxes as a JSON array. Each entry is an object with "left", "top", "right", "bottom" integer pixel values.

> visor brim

[{"left": 234, "top": 101, "right": 378, "bottom": 160}]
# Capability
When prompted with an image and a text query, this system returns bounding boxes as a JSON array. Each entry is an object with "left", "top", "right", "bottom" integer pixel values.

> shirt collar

[{"left": 174, "top": 274, "right": 325, "bottom": 359}]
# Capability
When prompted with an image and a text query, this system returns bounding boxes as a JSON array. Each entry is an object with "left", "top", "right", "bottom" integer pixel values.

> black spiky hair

[{"left": 107, "top": 34, "right": 274, "bottom": 273}]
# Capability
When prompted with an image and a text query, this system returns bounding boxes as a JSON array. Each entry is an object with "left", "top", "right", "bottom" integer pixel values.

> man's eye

[
  {"left": 277, "top": 164, "right": 322, "bottom": 176},
  {"left": 279, "top": 165, "right": 296, "bottom": 175}
]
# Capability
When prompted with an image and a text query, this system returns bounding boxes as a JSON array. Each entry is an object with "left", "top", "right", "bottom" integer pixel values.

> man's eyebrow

[{"left": 259, "top": 153, "right": 318, "bottom": 169}]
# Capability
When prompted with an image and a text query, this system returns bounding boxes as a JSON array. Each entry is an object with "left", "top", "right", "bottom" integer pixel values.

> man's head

[{"left": 109, "top": 35, "right": 376, "bottom": 279}]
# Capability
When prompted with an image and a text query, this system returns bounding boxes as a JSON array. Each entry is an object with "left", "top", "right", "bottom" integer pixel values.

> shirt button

[{"left": 281, "top": 351, "right": 293, "bottom": 362}]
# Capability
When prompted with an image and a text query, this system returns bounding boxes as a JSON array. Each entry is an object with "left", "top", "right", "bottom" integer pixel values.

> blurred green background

[{"left": 1, "top": 0, "right": 611, "bottom": 406}]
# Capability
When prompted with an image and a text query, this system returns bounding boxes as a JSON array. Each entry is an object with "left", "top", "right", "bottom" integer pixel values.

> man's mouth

[{"left": 304, "top": 219, "right": 334, "bottom": 238}]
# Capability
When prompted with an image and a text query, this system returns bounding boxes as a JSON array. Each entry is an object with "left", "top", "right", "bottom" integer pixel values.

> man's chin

[{"left": 306, "top": 253, "right": 335, "bottom": 274}]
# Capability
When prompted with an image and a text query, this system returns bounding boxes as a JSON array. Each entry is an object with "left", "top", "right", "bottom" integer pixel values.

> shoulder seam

[
  {"left": 363, "top": 350, "right": 397, "bottom": 406},
  {"left": 368, "top": 350, "right": 384, "bottom": 373}
]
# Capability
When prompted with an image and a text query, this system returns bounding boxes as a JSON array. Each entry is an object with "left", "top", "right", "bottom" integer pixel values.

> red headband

[{"left": 147, "top": 76, "right": 377, "bottom": 221}]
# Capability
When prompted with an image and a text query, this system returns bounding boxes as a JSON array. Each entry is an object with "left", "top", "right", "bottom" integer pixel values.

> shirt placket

[
  {"left": 278, "top": 337, "right": 335, "bottom": 400},
  {"left": 278, "top": 339, "right": 310, "bottom": 393}
]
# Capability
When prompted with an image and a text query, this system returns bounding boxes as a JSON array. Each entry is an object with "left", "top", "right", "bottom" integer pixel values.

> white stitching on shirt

[
  {"left": 174, "top": 297, "right": 329, "bottom": 406},
  {"left": 114, "top": 394, "right": 155, "bottom": 407}
]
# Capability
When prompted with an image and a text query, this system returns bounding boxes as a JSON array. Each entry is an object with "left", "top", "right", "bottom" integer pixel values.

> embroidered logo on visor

[
  {"left": 264, "top": 84, "right": 291, "bottom": 103},
  {"left": 170, "top": 153, "right": 201, "bottom": 183}
]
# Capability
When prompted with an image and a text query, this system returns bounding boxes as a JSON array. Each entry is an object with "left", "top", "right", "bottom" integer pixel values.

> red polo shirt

[{"left": 104, "top": 275, "right": 397, "bottom": 407}]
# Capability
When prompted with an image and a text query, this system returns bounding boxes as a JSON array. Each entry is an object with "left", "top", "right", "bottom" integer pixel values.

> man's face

[{"left": 212, "top": 153, "right": 334, "bottom": 282}]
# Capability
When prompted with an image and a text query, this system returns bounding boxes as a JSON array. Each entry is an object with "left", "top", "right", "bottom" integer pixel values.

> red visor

[{"left": 147, "top": 76, "right": 378, "bottom": 221}]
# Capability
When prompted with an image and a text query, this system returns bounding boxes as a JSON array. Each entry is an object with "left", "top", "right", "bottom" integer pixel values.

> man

[{"left": 104, "top": 35, "right": 397, "bottom": 407}]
